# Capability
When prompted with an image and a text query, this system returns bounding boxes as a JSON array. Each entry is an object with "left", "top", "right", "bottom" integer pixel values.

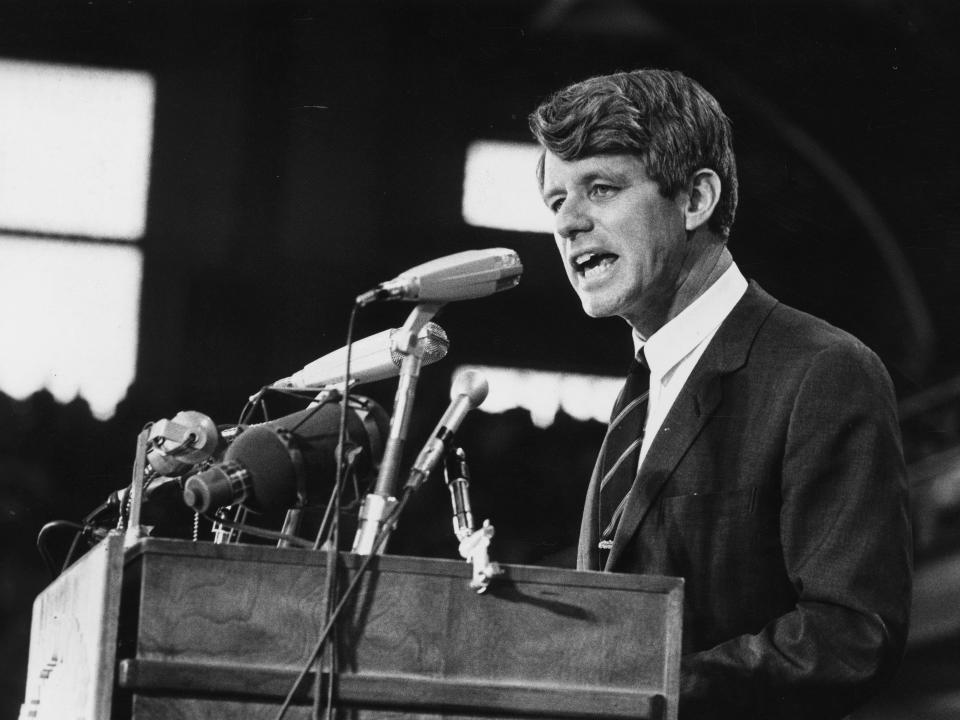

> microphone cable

[
  {"left": 35, "top": 520, "right": 91, "bottom": 579},
  {"left": 273, "top": 484, "right": 414, "bottom": 720},
  {"left": 309, "top": 298, "right": 360, "bottom": 552},
  {"left": 311, "top": 298, "right": 360, "bottom": 720}
]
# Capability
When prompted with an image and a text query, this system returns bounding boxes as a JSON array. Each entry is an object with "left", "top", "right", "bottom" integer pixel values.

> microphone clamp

[
  {"left": 459, "top": 520, "right": 503, "bottom": 594},
  {"left": 355, "top": 279, "right": 408, "bottom": 307}
]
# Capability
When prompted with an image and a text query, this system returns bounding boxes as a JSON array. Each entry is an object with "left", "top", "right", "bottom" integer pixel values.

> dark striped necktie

[{"left": 598, "top": 352, "right": 651, "bottom": 551}]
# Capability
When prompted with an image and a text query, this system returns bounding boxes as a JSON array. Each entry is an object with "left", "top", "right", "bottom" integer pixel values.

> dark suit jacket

[{"left": 577, "top": 282, "right": 912, "bottom": 719}]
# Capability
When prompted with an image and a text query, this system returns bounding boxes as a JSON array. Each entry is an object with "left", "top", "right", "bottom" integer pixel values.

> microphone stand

[
  {"left": 121, "top": 424, "right": 153, "bottom": 549},
  {"left": 352, "top": 302, "right": 442, "bottom": 555}
]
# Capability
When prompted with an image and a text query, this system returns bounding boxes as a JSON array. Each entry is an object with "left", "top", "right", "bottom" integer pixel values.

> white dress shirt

[{"left": 633, "top": 262, "right": 748, "bottom": 469}]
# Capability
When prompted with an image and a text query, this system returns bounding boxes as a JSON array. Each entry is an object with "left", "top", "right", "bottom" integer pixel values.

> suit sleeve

[{"left": 679, "top": 343, "right": 913, "bottom": 719}]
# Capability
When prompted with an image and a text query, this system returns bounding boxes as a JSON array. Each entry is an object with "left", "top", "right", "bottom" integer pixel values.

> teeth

[
  {"left": 583, "top": 256, "right": 615, "bottom": 278},
  {"left": 572, "top": 251, "right": 616, "bottom": 278},
  {"left": 574, "top": 252, "right": 596, "bottom": 270}
]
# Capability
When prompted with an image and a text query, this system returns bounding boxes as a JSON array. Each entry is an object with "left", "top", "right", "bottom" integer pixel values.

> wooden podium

[{"left": 22, "top": 533, "right": 683, "bottom": 720}]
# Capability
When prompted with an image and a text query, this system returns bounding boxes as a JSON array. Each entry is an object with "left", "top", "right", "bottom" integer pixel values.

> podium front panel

[{"left": 115, "top": 538, "right": 682, "bottom": 719}]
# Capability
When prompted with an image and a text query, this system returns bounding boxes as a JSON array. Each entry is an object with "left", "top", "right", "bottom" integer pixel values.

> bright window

[
  {"left": 457, "top": 364, "right": 621, "bottom": 429},
  {"left": 0, "top": 59, "right": 155, "bottom": 419},
  {"left": 461, "top": 140, "right": 553, "bottom": 234},
  {"left": 0, "top": 59, "right": 155, "bottom": 239},
  {"left": 0, "top": 236, "right": 142, "bottom": 419}
]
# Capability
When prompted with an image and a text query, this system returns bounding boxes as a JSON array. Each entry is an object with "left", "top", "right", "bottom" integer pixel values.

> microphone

[
  {"left": 182, "top": 395, "right": 389, "bottom": 514},
  {"left": 445, "top": 447, "right": 475, "bottom": 541},
  {"left": 406, "top": 369, "right": 489, "bottom": 489},
  {"left": 87, "top": 411, "right": 225, "bottom": 526},
  {"left": 146, "top": 410, "right": 222, "bottom": 476},
  {"left": 356, "top": 248, "right": 523, "bottom": 306},
  {"left": 271, "top": 322, "right": 449, "bottom": 389}
]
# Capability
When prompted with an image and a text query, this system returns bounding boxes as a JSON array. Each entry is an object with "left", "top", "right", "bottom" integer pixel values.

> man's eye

[
  {"left": 549, "top": 197, "right": 565, "bottom": 213},
  {"left": 591, "top": 184, "right": 616, "bottom": 198}
]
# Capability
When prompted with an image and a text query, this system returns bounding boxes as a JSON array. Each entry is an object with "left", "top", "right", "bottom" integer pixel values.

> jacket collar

[{"left": 603, "top": 281, "right": 778, "bottom": 570}]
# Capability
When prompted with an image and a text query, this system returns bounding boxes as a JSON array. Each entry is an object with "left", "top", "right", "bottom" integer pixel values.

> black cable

[
  {"left": 286, "top": 389, "right": 341, "bottom": 436},
  {"left": 273, "top": 486, "right": 413, "bottom": 720},
  {"left": 36, "top": 519, "right": 102, "bottom": 579},
  {"left": 242, "top": 386, "right": 335, "bottom": 427},
  {"left": 312, "top": 300, "right": 360, "bottom": 717},
  {"left": 314, "top": 300, "right": 360, "bottom": 545},
  {"left": 238, "top": 384, "right": 315, "bottom": 426},
  {"left": 39, "top": 474, "right": 142, "bottom": 578},
  {"left": 311, "top": 449, "right": 361, "bottom": 551},
  {"left": 36, "top": 533, "right": 58, "bottom": 579},
  {"left": 36, "top": 520, "right": 86, "bottom": 579},
  {"left": 315, "top": 540, "right": 339, "bottom": 720},
  {"left": 60, "top": 527, "right": 87, "bottom": 574},
  {"left": 241, "top": 372, "right": 352, "bottom": 429},
  {"left": 237, "top": 395, "right": 258, "bottom": 426},
  {"left": 231, "top": 299, "right": 366, "bottom": 718},
  {"left": 233, "top": 300, "right": 360, "bottom": 552}
]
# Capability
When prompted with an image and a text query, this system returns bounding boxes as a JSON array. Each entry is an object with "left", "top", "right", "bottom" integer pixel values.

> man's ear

[{"left": 684, "top": 169, "right": 722, "bottom": 232}]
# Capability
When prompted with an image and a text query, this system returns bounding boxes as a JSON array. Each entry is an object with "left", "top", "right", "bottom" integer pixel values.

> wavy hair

[{"left": 528, "top": 69, "right": 738, "bottom": 239}]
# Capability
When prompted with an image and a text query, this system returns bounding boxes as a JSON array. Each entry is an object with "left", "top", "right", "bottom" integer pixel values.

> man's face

[{"left": 541, "top": 152, "right": 690, "bottom": 333}]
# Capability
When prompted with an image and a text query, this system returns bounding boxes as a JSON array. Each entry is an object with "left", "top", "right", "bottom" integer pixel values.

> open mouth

[{"left": 574, "top": 251, "right": 618, "bottom": 279}]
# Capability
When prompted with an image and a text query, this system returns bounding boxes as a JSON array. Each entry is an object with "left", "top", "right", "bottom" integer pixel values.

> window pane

[
  {"left": 0, "top": 235, "right": 141, "bottom": 419},
  {"left": 461, "top": 141, "right": 553, "bottom": 234},
  {"left": 0, "top": 59, "right": 155, "bottom": 240}
]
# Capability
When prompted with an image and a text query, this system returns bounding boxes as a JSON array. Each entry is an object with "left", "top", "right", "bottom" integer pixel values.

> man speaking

[{"left": 529, "top": 69, "right": 912, "bottom": 719}]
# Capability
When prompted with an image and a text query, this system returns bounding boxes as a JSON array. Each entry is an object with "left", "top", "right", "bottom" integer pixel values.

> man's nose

[{"left": 555, "top": 196, "right": 593, "bottom": 239}]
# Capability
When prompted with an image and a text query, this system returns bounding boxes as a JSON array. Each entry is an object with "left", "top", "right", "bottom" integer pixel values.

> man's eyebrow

[
  {"left": 584, "top": 168, "right": 630, "bottom": 185},
  {"left": 540, "top": 182, "right": 562, "bottom": 202},
  {"left": 541, "top": 169, "right": 628, "bottom": 201}
]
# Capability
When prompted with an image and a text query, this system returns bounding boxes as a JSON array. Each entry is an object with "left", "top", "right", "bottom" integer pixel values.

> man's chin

[{"left": 579, "top": 297, "right": 615, "bottom": 319}]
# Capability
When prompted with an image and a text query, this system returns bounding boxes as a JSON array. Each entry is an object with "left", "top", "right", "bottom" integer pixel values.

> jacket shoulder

[
  {"left": 748, "top": 284, "right": 882, "bottom": 362},
  {"left": 730, "top": 283, "right": 895, "bottom": 397}
]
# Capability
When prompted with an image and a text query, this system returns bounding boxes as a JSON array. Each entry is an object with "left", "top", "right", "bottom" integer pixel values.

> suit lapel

[
  {"left": 603, "top": 282, "right": 778, "bottom": 570},
  {"left": 577, "top": 460, "right": 603, "bottom": 570}
]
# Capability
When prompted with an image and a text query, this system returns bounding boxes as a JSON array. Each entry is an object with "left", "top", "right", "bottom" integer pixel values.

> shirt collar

[{"left": 633, "top": 262, "right": 748, "bottom": 376}]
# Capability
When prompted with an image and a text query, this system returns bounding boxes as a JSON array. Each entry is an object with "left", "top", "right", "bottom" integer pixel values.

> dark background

[{"left": 2, "top": 1, "right": 960, "bottom": 717}]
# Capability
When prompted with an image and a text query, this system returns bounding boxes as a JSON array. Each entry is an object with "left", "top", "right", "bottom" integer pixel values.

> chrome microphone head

[
  {"left": 272, "top": 321, "right": 450, "bottom": 389},
  {"left": 450, "top": 368, "right": 489, "bottom": 408},
  {"left": 388, "top": 321, "right": 450, "bottom": 367}
]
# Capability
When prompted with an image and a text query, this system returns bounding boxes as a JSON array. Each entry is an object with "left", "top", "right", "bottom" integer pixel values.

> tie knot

[
  {"left": 628, "top": 350, "right": 649, "bottom": 375},
  {"left": 616, "top": 350, "right": 650, "bottom": 411}
]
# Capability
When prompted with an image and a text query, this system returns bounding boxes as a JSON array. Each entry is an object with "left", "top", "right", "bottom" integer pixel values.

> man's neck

[{"left": 629, "top": 243, "right": 733, "bottom": 340}]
